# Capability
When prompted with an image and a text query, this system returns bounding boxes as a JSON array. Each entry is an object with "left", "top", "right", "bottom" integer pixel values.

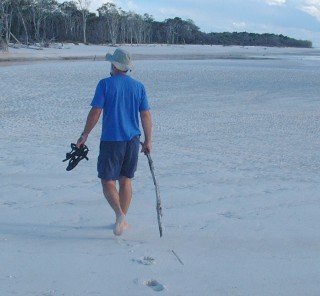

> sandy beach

[{"left": 1, "top": 44, "right": 320, "bottom": 295}]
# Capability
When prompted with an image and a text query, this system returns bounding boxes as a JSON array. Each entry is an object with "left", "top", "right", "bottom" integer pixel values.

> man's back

[{"left": 91, "top": 74, "right": 150, "bottom": 141}]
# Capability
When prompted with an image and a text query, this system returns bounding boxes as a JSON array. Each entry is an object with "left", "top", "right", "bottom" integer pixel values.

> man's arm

[
  {"left": 140, "top": 110, "right": 152, "bottom": 153},
  {"left": 76, "top": 107, "right": 102, "bottom": 147}
]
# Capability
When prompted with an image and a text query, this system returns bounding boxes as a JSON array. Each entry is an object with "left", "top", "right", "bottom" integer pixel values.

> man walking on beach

[{"left": 76, "top": 48, "right": 152, "bottom": 236}]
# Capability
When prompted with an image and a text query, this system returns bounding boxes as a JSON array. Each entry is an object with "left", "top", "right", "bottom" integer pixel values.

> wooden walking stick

[{"left": 142, "top": 148, "right": 163, "bottom": 237}]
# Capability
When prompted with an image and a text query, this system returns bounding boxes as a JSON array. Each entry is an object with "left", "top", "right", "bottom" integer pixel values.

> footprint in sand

[
  {"left": 143, "top": 279, "right": 165, "bottom": 292},
  {"left": 132, "top": 256, "right": 155, "bottom": 265}
]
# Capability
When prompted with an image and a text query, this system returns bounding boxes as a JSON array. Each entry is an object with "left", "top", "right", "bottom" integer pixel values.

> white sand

[{"left": 0, "top": 44, "right": 320, "bottom": 295}]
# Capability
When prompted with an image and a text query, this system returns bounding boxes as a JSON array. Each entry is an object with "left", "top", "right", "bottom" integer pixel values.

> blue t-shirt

[{"left": 91, "top": 75, "right": 150, "bottom": 141}]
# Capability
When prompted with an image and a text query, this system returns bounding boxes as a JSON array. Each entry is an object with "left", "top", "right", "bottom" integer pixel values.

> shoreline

[{"left": 1, "top": 44, "right": 320, "bottom": 66}]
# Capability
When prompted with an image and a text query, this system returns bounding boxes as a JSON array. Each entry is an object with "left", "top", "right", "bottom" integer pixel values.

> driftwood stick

[
  {"left": 10, "top": 32, "right": 22, "bottom": 45},
  {"left": 172, "top": 250, "right": 184, "bottom": 265}
]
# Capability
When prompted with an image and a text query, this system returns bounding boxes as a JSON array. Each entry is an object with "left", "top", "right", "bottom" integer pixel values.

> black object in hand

[{"left": 63, "top": 143, "right": 89, "bottom": 171}]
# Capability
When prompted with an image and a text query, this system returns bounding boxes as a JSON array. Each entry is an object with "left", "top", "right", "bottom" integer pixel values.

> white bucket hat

[{"left": 105, "top": 48, "right": 133, "bottom": 72}]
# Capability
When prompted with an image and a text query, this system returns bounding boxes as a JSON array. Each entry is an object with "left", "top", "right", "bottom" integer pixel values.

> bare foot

[{"left": 113, "top": 214, "right": 126, "bottom": 236}]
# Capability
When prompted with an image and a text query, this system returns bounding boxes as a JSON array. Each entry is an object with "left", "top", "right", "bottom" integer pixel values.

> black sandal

[{"left": 63, "top": 143, "right": 89, "bottom": 171}]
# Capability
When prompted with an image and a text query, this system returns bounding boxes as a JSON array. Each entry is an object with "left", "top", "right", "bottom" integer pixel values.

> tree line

[{"left": 0, "top": 0, "right": 312, "bottom": 49}]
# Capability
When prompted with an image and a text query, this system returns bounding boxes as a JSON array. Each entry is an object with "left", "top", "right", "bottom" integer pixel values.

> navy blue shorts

[{"left": 97, "top": 136, "right": 140, "bottom": 180}]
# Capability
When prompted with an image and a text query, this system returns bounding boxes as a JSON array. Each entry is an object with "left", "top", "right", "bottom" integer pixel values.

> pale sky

[{"left": 68, "top": 0, "right": 320, "bottom": 46}]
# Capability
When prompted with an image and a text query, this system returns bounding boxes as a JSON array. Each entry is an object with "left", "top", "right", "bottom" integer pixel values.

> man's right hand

[{"left": 76, "top": 132, "right": 88, "bottom": 148}]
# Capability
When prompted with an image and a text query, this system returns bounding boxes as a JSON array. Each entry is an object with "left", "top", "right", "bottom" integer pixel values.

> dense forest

[{"left": 0, "top": 0, "right": 313, "bottom": 49}]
